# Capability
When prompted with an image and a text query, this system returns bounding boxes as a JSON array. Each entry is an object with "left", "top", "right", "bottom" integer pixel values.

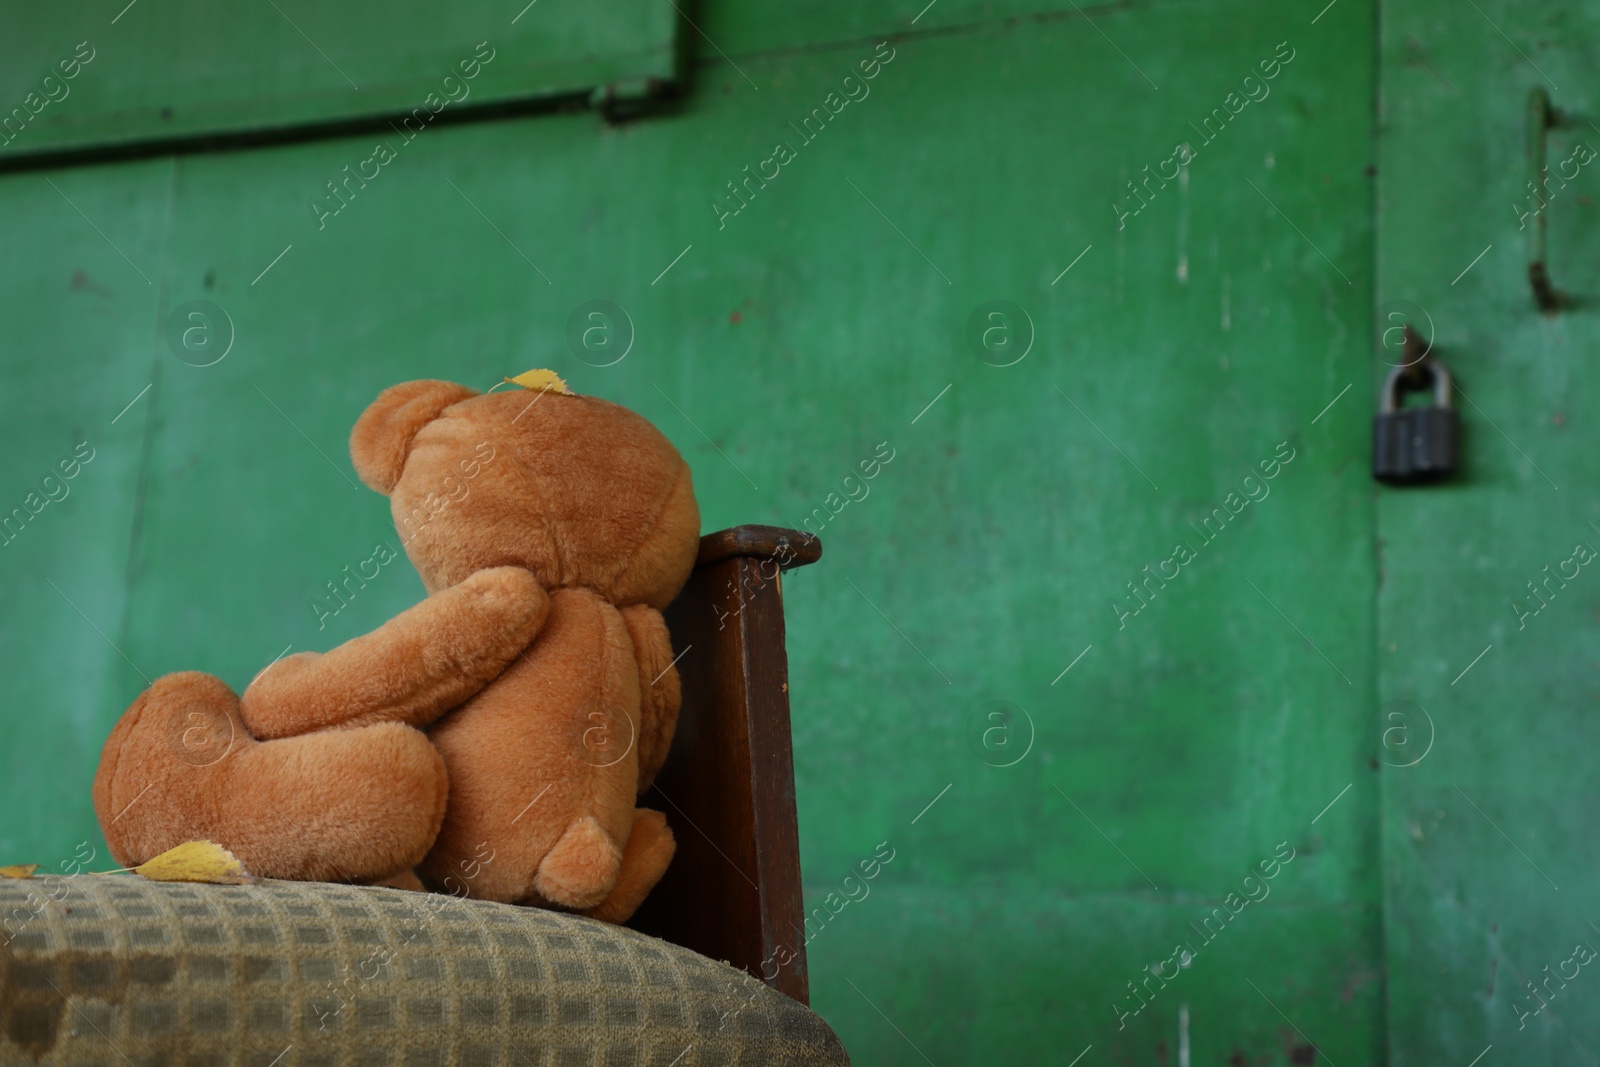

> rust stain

[
  {"left": 1340, "top": 968, "right": 1379, "bottom": 1002},
  {"left": 68, "top": 269, "right": 114, "bottom": 298}
]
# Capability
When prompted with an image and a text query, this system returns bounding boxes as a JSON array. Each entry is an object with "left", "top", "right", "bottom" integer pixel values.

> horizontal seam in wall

[{"left": 689, "top": 0, "right": 1198, "bottom": 69}]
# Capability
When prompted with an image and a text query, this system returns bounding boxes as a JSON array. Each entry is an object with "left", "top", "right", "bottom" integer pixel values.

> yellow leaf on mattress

[{"left": 133, "top": 841, "right": 258, "bottom": 885}]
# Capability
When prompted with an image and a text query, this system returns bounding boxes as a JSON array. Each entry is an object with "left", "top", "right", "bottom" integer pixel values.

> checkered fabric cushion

[{"left": 0, "top": 875, "right": 849, "bottom": 1066}]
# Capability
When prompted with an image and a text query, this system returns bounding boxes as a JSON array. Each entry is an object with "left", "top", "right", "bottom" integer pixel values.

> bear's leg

[
  {"left": 532, "top": 816, "right": 623, "bottom": 910},
  {"left": 582, "top": 808, "right": 676, "bottom": 925},
  {"left": 93, "top": 671, "right": 448, "bottom": 883}
]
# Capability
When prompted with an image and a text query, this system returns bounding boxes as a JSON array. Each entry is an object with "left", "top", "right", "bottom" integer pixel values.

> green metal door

[{"left": 1377, "top": 1, "right": 1600, "bottom": 1064}]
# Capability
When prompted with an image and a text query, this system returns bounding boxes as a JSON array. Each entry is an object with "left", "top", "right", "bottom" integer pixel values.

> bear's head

[{"left": 349, "top": 378, "right": 700, "bottom": 609}]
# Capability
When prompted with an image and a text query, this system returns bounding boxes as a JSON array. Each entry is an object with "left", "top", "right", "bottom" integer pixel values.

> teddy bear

[{"left": 92, "top": 374, "right": 700, "bottom": 923}]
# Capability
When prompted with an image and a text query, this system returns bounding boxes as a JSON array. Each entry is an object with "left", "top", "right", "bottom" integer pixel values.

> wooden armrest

[
  {"left": 695, "top": 525, "right": 823, "bottom": 569},
  {"left": 631, "top": 525, "right": 819, "bottom": 1004}
]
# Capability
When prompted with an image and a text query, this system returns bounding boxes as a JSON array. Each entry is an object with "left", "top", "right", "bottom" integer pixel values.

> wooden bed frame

[{"left": 629, "top": 525, "right": 822, "bottom": 1005}]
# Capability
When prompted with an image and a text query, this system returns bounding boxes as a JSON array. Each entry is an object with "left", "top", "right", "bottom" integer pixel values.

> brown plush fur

[
  {"left": 92, "top": 380, "right": 698, "bottom": 924},
  {"left": 239, "top": 567, "right": 549, "bottom": 738},
  {"left": 93, "top": 672, "right": 448, "bottom": 883},
  {"left": 419, "top": 587, "right": 669, "bottom": 912},
  {"left": 620, "top": 604, "right": 682, "bottom": 794},
  {"left": 356, "top": 386, "right": 698, "bottom": 917},
  {"left": 366, "top": 385, "right": 699, "bottom": 609}
]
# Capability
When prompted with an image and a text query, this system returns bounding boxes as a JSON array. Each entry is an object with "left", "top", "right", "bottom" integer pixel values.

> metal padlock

[{"left": 1373, "top": 358, "right": 1458, "bottom": 484}]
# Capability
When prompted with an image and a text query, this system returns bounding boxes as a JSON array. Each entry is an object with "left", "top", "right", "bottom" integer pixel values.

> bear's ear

[{"left": 350, "top": 380, "right": 479, "bottom": 494}]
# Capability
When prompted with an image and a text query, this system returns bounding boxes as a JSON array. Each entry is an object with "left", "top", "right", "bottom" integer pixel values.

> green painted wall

[{"left": 0, "top": 0, "right": 1591, "bottom": 1062}]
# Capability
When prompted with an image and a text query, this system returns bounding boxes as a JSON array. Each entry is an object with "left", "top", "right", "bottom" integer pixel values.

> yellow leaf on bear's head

[
  {"left": 133, "top": 841, "right": 257, "bottom": 885},
  {"left": 0, "top": 864, "right": 37, "bottom": 879},
  {"left": 503, "top": 368, "right": 573, "bottom": 395}
]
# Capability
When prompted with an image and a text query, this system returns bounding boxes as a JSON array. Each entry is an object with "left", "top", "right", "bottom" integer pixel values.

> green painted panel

[
  {"left": 0, "top": 160, "right": 171, "bottom": 863},
  {"left": 819, "top": 886, "right": 1382, "bottom": 1066},
  {"left": 0, "top": 0, "right": 677, "bottom": 161},
  {"left": 1377, "top": 1, "right": 1600, "bottom": 1064}
]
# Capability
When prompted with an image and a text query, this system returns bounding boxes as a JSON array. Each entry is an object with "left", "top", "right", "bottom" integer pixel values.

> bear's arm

[
  {"left": 619, "top": 604, "right": 681, "bottom": 794},
  {"left": 240, "top": 566, "right": 549, "bottom": 739}
]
